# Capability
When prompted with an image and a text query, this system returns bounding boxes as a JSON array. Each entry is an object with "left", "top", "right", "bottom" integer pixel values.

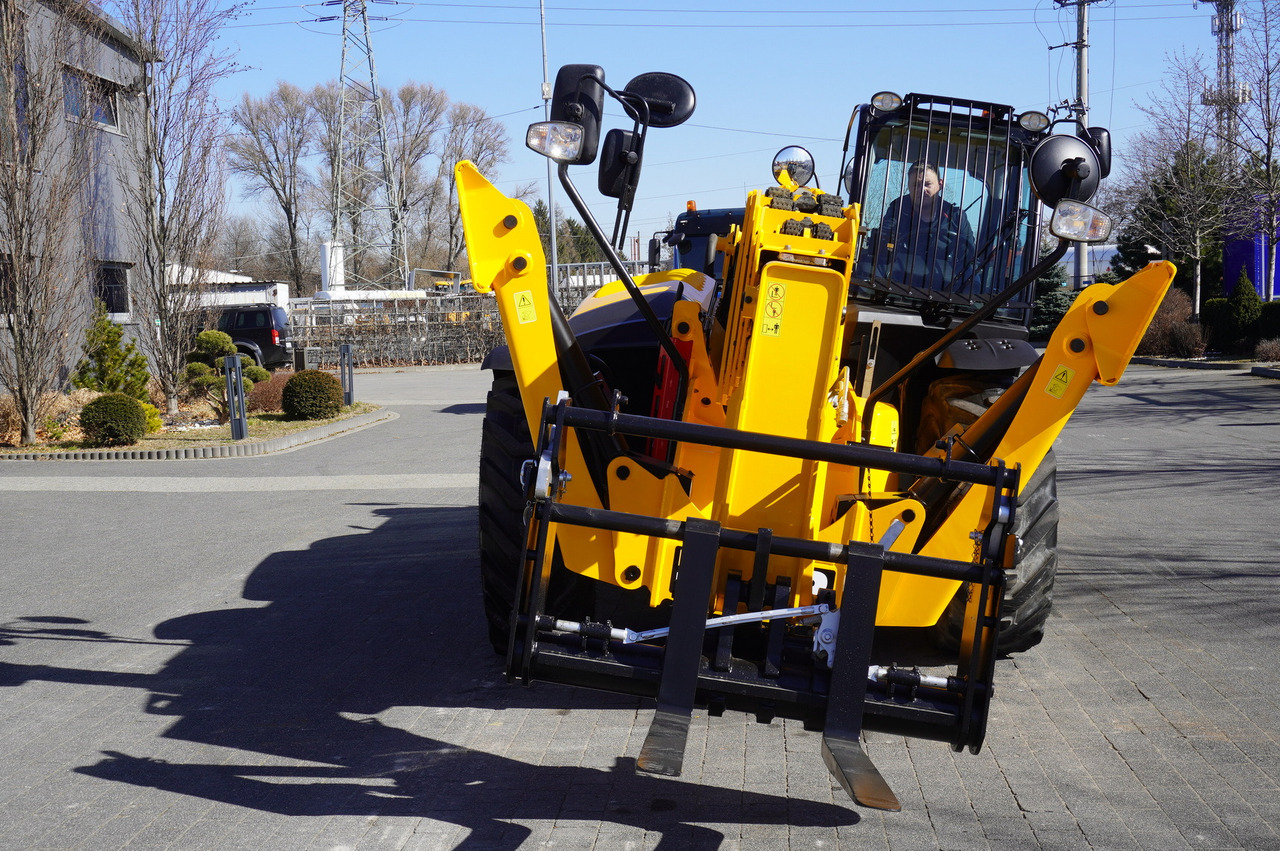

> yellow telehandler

[{"left": 457, "top": 65, "right": 1172, "bottom": 810}]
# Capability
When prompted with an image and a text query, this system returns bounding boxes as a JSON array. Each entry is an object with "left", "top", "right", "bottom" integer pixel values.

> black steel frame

[{"left": 504, "top": 396, "right": 1019, "bottom": 808}]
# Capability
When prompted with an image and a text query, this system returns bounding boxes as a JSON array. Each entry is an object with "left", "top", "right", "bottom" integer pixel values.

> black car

[{"left": 215, "top": 304, "right": 292, "bottom": 368}]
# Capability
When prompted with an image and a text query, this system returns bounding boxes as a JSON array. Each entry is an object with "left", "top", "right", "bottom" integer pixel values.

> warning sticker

[
  {"left": 760, "top": 282, "right": 785, "bottom": 335},
  {"left": 513, "top": 290, "right": 537, "bottom": 324},
  {"left": 1045, "top": 364, "right": 1075, "bottom": 399}
]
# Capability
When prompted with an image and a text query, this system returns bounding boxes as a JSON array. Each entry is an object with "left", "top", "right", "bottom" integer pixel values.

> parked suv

[{"left": 215, "top": 304, "right": 292, "bottom": 368}]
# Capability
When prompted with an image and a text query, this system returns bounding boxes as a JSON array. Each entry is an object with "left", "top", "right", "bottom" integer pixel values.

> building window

[
  {"left": 95, "top": 263, "right": 129, "bottom": 314},
  {"left": 63, "top": 70, "right": 118, "bottom": 129}
]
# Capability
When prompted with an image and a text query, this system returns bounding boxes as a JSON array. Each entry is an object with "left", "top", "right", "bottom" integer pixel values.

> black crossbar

[
  {"left": 555, "top": 406, "right": 1002, "bottom": 485},
  {"left": 542, "top": 502, "right": 991, "bottom": 584}
]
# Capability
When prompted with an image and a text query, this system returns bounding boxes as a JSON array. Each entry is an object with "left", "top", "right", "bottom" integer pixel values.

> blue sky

[{"left": 212, "top": 0, "right": 1217, "bottom": 252}]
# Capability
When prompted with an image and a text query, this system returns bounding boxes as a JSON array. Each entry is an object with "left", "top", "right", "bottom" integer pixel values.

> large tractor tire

[
  {"left": 918, "top": 374, "right": 1059, "bottom": 655},
  {"left": 930, "top": 449, "right": 1059, "bottom": 655},
  {"left": 477, "top": 371, "right": 532, "bottom": 653},
  {"left": 477, "top": 371, "right": 595, "bottom": 654}
]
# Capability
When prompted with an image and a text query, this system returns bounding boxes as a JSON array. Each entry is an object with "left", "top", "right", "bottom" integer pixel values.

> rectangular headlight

[
  {"left": 526, "top": 121, "right": 584, "bottom": 162},
  {"left": 1050, "top": 199, "right": 1113, "bottom": 243}
]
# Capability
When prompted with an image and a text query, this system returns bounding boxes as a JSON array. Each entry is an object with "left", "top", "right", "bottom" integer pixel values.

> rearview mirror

[
  {"left": 622, "top": 72, "right": 696, "bottom": 128},
  {"left": 599, "top": 128, "right": 641, "bottom": 200},
  {"left": 773, "top": 146, "right": 815, "bottom": 190},
  {"left": 1029, "top": 135, "right": 1102, "bottom": 207},
  {"left": 549, "top": 64, "right": 605, "bottom": 165}
]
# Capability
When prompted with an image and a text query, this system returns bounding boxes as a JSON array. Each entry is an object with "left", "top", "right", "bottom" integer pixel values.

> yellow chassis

[{"left": 457, "top": 159, "right": 1174, "bottom": 629}]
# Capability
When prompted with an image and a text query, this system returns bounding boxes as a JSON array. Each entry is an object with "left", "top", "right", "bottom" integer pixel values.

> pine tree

[{"left": 72, "top": 301, "right": 152, "bottom": 401}]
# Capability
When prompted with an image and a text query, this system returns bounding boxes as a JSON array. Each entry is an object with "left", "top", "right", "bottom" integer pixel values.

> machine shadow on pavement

[{"left": 3, "top": 505, "right": 860, "bottom": 847}]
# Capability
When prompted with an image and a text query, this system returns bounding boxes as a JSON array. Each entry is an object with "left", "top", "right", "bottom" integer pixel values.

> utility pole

[
  {"left": 331, "top": 0, "right": 406, "bottom": 289},
  {"left": 539, "top": 0, "right": 560, "bottom": 299},
  {"left": 1053, "top": 0, "right": 1101, "bottom": 291}
]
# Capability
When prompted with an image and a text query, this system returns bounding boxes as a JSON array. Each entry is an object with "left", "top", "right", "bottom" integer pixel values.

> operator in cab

[{"left": 872, "top": 161, "right": 976, "bottom": 291}]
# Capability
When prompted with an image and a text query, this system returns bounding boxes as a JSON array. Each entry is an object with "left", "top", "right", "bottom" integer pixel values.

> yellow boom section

[{"left": 876, "top": 260, "right": 1176, "bottom": 626}]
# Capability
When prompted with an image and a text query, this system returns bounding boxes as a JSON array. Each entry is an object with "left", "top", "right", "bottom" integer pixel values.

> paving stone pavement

[{"left": 1, "top": 363, "right": 1278, "bottom": 850}]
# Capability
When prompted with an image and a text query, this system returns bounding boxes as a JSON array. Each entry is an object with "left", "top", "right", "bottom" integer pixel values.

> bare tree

[
  {"left": 110, "top": 0, "right": 240, "bottom": 414},
  {"left": 435, "top": 102, "right": 509, "bottom": 271},
  {"left": 1118, "top": 50, "right": 1243, "bottom": 313},
  {"left": 214, "top": 212, "right": 267, "bottom": 278},
  {"left": 386, "top": 81, "right": 446, "bottom": 278},
  {"left": 1229, "top": 0, "right": 1280, "bottom": 300},
  {"left": 0, "top": 1, "right": 104, "bottom": 444},
  {"left": 227, "top": 81, "right": 314, "bottom": 294}
]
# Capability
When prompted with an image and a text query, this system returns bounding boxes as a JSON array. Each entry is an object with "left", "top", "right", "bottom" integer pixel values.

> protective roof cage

[
  {"left": 507, "top": 396, "right": 1021, "bottom": 804},
  {"left": 849, "top": 93, "right": 1047, "bottom": 320}
]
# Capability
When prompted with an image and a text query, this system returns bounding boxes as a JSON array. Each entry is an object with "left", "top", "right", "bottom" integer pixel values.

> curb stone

[
  {"left": 1129, "top": 356, "right": 1280, "bottom": 378},
  {"left": 0, "top": 409, "right": 395, "bottom": 462}
]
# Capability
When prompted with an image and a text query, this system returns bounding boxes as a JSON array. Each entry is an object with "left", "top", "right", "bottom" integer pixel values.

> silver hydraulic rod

[{"left": 544, "top": 604, "right": 830, "bottom": 645}]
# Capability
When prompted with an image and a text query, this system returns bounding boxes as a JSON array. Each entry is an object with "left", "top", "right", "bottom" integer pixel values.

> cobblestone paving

[{"left": 1, "top": 365, "right": 1277, "bottom": 849}]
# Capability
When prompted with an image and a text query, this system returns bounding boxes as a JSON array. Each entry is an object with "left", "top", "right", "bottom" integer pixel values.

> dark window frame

[
  {"left": 95, "top": 262, "right": 130, "bottom": 315},
  {"left": 63, "top": 69, "right": 119, "bottom": 129}
]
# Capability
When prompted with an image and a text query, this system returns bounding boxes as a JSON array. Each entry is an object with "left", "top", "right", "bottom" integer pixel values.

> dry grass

[
  {"left": 0, "top": 396, "right": 379, "bottom": 453},
  {"left": 0, "top": 388, "right": 101, "bottom": 444}
]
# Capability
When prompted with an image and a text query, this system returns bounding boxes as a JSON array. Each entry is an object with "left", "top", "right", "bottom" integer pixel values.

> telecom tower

[
  {"left": 331, "top": 0, "right": 406, "bottom": 288},
  {"left": 1196, "top": 0, "right": 1251, "bottom": 144}
]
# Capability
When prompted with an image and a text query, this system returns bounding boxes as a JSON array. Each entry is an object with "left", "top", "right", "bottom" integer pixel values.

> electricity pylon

[{"left": 331, "top": 0, "right": 406, "bottom": 288}]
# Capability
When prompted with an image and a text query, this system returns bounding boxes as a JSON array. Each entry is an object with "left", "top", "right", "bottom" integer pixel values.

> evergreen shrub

[
  {"left": 244, "top": 364, "right": 271, "bottom": 384},
  {"left": 140, "top": 402, "right": 163, "bottom": 434},
  {"left": 79, "top": 393, "right": 147, "bottom": 447},
  {"left": 282, "top": 370, "right": 343, "bottom": 420},
  {"left": 72, "top": 302, "right": 151, "bottom": 401}
]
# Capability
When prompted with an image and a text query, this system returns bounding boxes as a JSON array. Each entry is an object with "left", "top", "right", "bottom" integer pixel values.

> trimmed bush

[
  {"left": 244, "top": 364, "right": 271, "bottom": 384},
  {"left": 247, "top": 372, "right": 291, "bottom": 413},
  {"left": 1226, "top": 269, "right": 1263, "bottom": 351},
  {"left": 1200, "top": 297, "right": 1230, "bottom": 352},
  {"left": 140, "top": 402, "right": 163, "bottom": 434},
  {"left": 189, "top": 330, "right": 237, "bottom": 366},
  {"left": 1258, "top": 300, "right": 1280, "bottom": 342},
  {"left": 79, "top": 393, "right": 147, "bottom": 447},
  {"left": 282, "top": 370, "right": 343, "bottom": 420}
]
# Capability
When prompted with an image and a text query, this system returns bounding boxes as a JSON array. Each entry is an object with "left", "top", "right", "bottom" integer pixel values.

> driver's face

[{"left": 909, "top": 168, "right": 942, "bottom": 202}]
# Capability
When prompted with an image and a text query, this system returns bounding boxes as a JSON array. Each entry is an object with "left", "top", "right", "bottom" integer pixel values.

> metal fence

[
  {"left": 289, "top": 294, "right": 504, "bottom": 368},
  {"left": 288, "top": 262, "right": 652, "bottom": 368}
]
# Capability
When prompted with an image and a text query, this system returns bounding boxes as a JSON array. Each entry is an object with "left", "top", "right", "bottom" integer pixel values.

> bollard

[
  {"left": 224, "top": 355, "right": 249, "bottom": 440},
  {"left": 339, "top": 344, "right": 355, "bottom": 406}
]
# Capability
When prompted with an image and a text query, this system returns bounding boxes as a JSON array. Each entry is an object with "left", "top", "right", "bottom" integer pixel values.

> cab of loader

[{"left": 659, "top": 92, "right": 1112, "bottom": 456}]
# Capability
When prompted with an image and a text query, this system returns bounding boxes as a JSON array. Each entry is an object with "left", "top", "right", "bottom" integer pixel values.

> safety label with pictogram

[
  {"left": 514, "top": 291, "right": 537, "bottom": 324},
  {"left": 1045, "top": 364, "right": 1074, "bottom": 399},
  {"left": 760, "top": 282, "right": 786, "bottom": 337}
]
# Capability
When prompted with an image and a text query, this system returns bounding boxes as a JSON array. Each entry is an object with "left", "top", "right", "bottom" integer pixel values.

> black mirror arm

[
  {"left": 859, "top": 238, "right": 1070, "bottom": 442},
  {"left": 557, "top": 162, "right": 689, "bottom": 437}
]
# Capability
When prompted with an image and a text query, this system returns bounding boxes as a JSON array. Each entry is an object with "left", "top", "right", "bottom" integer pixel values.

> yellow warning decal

[
  {"left": 760, "top": 282, "right": 785, "bottom": 336},
  {"left": 514, "top": 290, "right": 537, "bottom": 324},
  {"left": 1045, "top": 364, "right": 1074, "bottom": 399}
]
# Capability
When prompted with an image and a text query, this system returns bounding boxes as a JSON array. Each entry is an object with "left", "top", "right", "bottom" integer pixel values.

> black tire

[
  {"left": 477, "top": 371, "right": 531, "bottom": 652},
  {"left": 477, "top": 371, "right": 595, "bottom": 654},
  {"left": 930, "top": 449, "right": 1058, "bottom": 655}
]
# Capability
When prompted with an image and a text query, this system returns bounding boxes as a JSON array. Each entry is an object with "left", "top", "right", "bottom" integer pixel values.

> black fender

[
  {"left": 936, "top": 337, "right": 1038, "bottom": 371},
  {"left": 482, "top": 271, "right": 715, "bottom": 371},
  {"left": 233, "top": 340, "right": 264, "bottom": 366}
]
